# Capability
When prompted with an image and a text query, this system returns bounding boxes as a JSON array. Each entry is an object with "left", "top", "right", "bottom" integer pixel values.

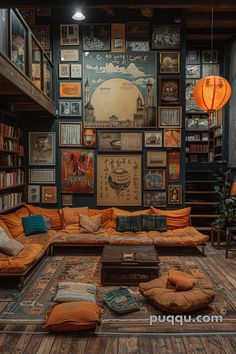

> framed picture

[
  {"left": 126, "top": 22, "right": 150, "bottom": 52},
  {"left": 186, "top": 49, "right": 200, "bottom": 64},
  {"left": 168, "top": 185, "right": 182, "bottom": 205},
  {"left": 71, "top": 64, "right": 82, "bottom": 79},
  {"left": 186, "top": 65, "right": 201, "bottom": 79},
  {"left": 83, "top": 129, "right": 96, "bottom": 148},
  {"left": 60, "top": 24, "right": 79, "bottom": 46},
  {"left": 158, "top": 107, "right": 182, "bottom": 128},
  {"left": 59, "top": 122, "right": 82, "bottom": 147},
  {"left": 98, "top": 132, "right": 143, "bottom": 152},
  {"left": 42, "top": 186, "right": 57, "bottom": 204},
  {"left": 168, "top": 152, "right": 180, "bottom": 182},
  {"left": 59, "top": 100, "right": 82, "bottom": 117},
  {"left": 202, "top": 64, "right": 220, "bottom": 77},
  {"left": 29, "top": 132, "right": 55, "bottom": 166},
  {"left": 126, "top": 41, "right": 149, "bottom": 52},
  {"left": 59, "top": 82, "right": 81, "bottom": 98},
  {"left": 143, "top": 191, "right": 167, "bottom": 208},
  {"left": 146, "top": 151, "right": 167, "bottom": 168},
  {"left": 160, "top": 79, "right": 180, "bottom": 105},
  {"left": 164, "top": 129, "right": 181, "bottom": 148},
  {"left": 61, "top": 150, "right": 94, "bottom": 194},
  {"left": 36, "top": 8, "right": 52, "bottom": 16},
  {"left": 186, "top": 100, "right": 204, "bottom": 114},
  {"left": 59, "top": 64, "right": 70, "bottom": 79},
  {"left": 32, "top": 25, "right": 50, "bottom": 50},
  {"left": 202, "top": 50, "right": 218, "bottom": 63},
  {"left": 28, "top": 185, "right": 40, "bottom": 203},
  {"left": 83, "top": 24, "right": 110, "bottom": 51},
  {"left": 111, "top": 23, "right": 126, "bottom": 52},
  {"left": 97, "top": 155, "right": 142, "bottom": 206},
  {"left": 144, "top": 169, "right": 166, "bottom": 190},
  {"left": 160, "top": 52, "right": 180, "bottom": 74},
  {"left": 60, "top": 49, "right": 79, "bottom": 62},
  {"left": 34, "top": 50, "right": 51, "bottom": 62},
  {"left": 28, "top": 169, "right": 56, "bottom": 184},
  {"left": 62, "top": 194, "right": 73, "bottom": 206},
  {"left": 186, "top": 79, "right": 197, "bottom": 101},
  {"left": 144, "top": 131, "right": 162, "bottom": 148},
  {"left": 152, "top": 26, "right": 181, "bottom": 49},
  {"left": 185, "top": 117, "right": 198, "bottom": 130}
]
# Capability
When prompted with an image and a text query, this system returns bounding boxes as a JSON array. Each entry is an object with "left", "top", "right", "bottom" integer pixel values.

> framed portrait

[
  {"left": 83, "top": 24, "right": 110, "bottom": 51},
  {"left": 32, "top": 25, "right": 50, "bottom": 50},
  {"left": 59, "top": 122, "right": 82, "bottom": 147},
  {"left": 160, "top": 52, "right": 180, "bottom": 74},
  {"left": 71, "top": 64, "right": 82, "bottom": 79},
  {"left": 62, "top": 194, "right": 73, "bottom": 206},
  {"left": 160, "top": 79, "right": 180, "bottom": 105},
  {"left": 186, "top": 65, "right": 201, "bottom": 79},
  {"left": 164, "top": 129, "right": 181, "bottom": 148},
  {"left": 186, "top": 49, "right": 200, "bottom": 64},
  {"left": 59, "top": 100, "right": 82, "bottom": 117},
  {"left": 144, "top": 169, "right": 166, "bottom": 190},
  {"left": 61, "top": 150, "right": 94, "bottom": 194},
  {"left": 202, "top": 64, "right": 220, "bottom": 77},
  {"left": 152, "top": 26, "right": 181, "bottom": 49},
  {"left": 98, "top": 132, "right": 142, "bottom": 152},
  {"left": 59, "top": 64, "right": 70, "bottom": 79},
  {"left": 186, "top": 79, "right": 197, "bottom": 101},
  {"left": 111, "top": 23, "right": 126, "bottom": 52},
  {"left": 60, "top": 24, "right": 79, "bottom": 46},
  {"left": 143, "top": 191, "right": 167, "bottom": 208},
  {"left": 29, "top": 132, "right": 55, "bottom": 166},
  {"left": 202, "top": 50, "right": 218, "bottom": 63},
  {"left": 42, "top": 186, "right": 57, "bottom": 204},
  {"left": 83, "top": 129, "right": 96, "bottom": 148},
  {"left": 28, "top": 185, "right": 40, "bottom": 203},
  {"left": 158, "top": 107, "right": 182, "bottom": 128},
  {"left": 60, "top": 49, "right": 79, "bottom": 62},
  {"left": 59, "top": 82, "right": 81, "bottom": 98},
  {"left": 168, "top": 185, "right": 182, "bottom": 205},
  {"left": 168, "top": 152, "right": 180, "bottom": 182},
  {"left": 146, "top": 151, "right": 167, "bottom": 168},
  {"left": 28, "top": 169, "right": 56, "bottom": 184},
  {"left": 97, "top": 155, "right": 142, "bottom": 206},
  {"left": 144, "top": 131, "right": 162, "bottom": 148}
]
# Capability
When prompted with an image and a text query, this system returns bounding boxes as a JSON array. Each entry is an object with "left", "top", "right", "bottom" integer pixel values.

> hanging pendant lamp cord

[{"left": 211, "top": 7, "right": 214, "bottom": 73}]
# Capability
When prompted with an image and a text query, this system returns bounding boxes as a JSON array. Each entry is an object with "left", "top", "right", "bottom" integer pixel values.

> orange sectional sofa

[{"left": 0, "top": 205, "right": 209, "bottom": 288}]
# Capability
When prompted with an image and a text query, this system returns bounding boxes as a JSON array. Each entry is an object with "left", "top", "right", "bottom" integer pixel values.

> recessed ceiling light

[{"left": 72, "top": 9, "right": 86, "bottom": 21}]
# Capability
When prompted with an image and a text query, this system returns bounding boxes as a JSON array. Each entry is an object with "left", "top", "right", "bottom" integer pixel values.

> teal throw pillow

[{"left": 22, "top": 214, "right": 47, "bottom": 236}]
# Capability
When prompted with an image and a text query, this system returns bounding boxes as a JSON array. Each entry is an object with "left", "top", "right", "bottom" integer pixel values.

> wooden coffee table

[{"left": 101, "top": 245, "right": 160, "bottom": 286}]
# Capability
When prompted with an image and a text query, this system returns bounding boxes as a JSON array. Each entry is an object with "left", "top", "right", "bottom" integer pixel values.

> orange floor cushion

[
  {"left": 0, "top": 207, "right": 29, "bottom": 238},
  {"left": 167, "top": 270, "right": 196, "bottom": 291},
  {"left": 150, "top": 207, "right": 191, "bottom": 230},
  {"left": 26, "top": 205, "right": 62, "bottom": 230}
]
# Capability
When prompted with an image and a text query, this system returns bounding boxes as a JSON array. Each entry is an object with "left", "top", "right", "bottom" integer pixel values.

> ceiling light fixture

[{"left": 72, "top": 9, "right": 86, "bottom": 21}]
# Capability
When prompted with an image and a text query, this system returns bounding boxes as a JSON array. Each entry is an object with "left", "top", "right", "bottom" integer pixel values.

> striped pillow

[{"left": 22, "top": 214, "right": 47, "bottom": 236}]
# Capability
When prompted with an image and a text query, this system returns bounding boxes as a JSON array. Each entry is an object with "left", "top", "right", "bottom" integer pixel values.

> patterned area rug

[{"left": 0, "top": 255, "right": 235, "bottom": 334}]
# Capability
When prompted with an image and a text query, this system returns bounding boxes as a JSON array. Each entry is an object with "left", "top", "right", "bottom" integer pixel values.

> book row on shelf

[
  {"left": 0, "top": 137, "right": 24, "bottom": 155},
  {"left": 186, "top": 132, "right": 209, "bottom": 142},
  {"left": 0, "top": 154, "right": 24, "bottom": 167},
  {"left": 0, "top": 169, "right": 24, "bottom": 188},
  {"left": 186, "top": 144, "right": 209, "bottom": 153},
  {"left": 186, "top": 154, "right": 209, "bottom": 163},
  {"left": 0, "top": 192, "right": 22, "bottom": 212},
  {"left": 0, "top": 123, "right": 22, "bottom": 139}
]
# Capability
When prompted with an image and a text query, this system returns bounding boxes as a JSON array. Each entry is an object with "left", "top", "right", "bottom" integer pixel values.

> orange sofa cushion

[
  {"left": 62, "top": 207, "right": 89, "bottom": 231},
  {"left": 0, "top": 219, "right": 11, "bottom": 238},
  {"left": 26, "top": 205, "right": 62, "bottom": 230},
  {"left": 45, "top": 302, "right": 101, "bottom": 333},
  {"left": 0, "top": 207, "right": 29, "bottom": 238},
  {"left": 150, "top": 207, "right": 191, "bottom": 230},
  {"left": 89, "top": 208, "right": 113, "bottom": 229},
  {"left": 111, "top": 208, "right": 150, "bottom": 229}
]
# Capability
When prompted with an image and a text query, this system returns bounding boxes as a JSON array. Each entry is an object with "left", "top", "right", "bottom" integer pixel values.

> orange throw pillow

[
  {"left": 89, "top": 208, "right": 113, "bottom": 229},
  {"left": 62, "top": 207, "right": 89, "bottom": 230},
  {"left": 111, "top": 207, "right": 150, "bottom": 229},
  {"left": 45, "top": 302, "right": 101, "bottom": 333},
  {"left": 168, "top": 270, "right": 196, "bottom": 291},
  {"left": 26, "top": 205, "right": 62, "bottom": 230},
  {"left": 0, "top": 207, "right": 29, "bottom": 238},
  {"left": 150, "top": 207, "right": 191, "bottom": 230}
]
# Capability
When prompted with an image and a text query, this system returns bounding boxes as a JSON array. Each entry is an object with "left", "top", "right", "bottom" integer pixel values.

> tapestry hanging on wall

[
  {"left": 83, "top": 52, "right": 157, "bottom": 128},
  {"left": 168, "top": 152, "right": 180, "bottom": 182},
  {"left": 61, "top": 150, "right": 94, "bottom": 194},
  {"left": 97, "top": 155, "right": 142, "bottom": 206}
]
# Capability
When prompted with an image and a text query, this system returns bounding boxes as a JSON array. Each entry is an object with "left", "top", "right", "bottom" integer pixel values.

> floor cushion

[
  {"left": 108, "top": 230, "right": 153, "bottom": 245},
  {"left": 53, "top": 231, "right": 109, "bottom": 244},
  {"left": 53, "top": 282, "right": 97, "bottom": 303},
  {"left": 0, "top": 207, "right": 29, "bottom": 238},
  {"left": 45, "top": 302, "right": 101, "bottom": 333},
  {"left": 168, "top": 270, "right": 196, "bottom": 291},
  {"left": 26, "top": 205, "right": 62, "bottom": 230},
  {"left": 150, "top": 207, "right": 191, "bottom": 230}
]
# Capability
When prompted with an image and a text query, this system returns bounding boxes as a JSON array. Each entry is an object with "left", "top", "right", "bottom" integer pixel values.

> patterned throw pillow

[
  {"left": 142, "top": 214, "right": 167, "bottom": 231},
  {"left": 80, "top": 214, "right": 102, "bottom": 233},
  {"left": 0, "top": 227, "right": 10, "bottom": 247},
  {"left": 116, "top": 215, "right": 142, "bottom": 232},
  {"left": 103, "top": 287, "right": 140, "bottom": 314},
  {"left": 53, "top": 282, "right": 97, "bottom": 303},
  {"left": 44, "top": 216, "right": 52, "bottom": 230},
  {"left": 0, "top": 239, "right": 24, "bottom": 256}
]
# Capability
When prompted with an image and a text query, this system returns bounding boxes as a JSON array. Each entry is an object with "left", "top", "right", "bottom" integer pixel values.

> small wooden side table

[{"left": 211, "top": 226, "right": 226, "bottom": 249}]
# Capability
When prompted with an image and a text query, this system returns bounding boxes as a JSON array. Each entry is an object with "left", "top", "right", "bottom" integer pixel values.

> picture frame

[
  {"left": 126, "top": 41, "right": 149, "bottom": 52},
  {"left": 28, "top": 132, "right": 55, "bottom": 166},
  {"left": 59, "top": 63, "right": 70, "bottom": 79},
  {"left": 164, "top": 129, "right": 181, "bottom": 148},
  {"left": 126, "top": 22, "right": 150, "bottom": 40},
  {"left": 168, "top": 152, "right": 180, "bottom": 182},
  {"left": 202, "top": 50, "right": 218, "bottom": 63},
  {"left": 152, "top": 26, "right": 181, "bottom": 49},
  {"left": 71, "top": 64, "right": 82, "bottom": 79},
  {"left": 144, "top": 131, "right": 162, "bottom": 148},
  {"left": 28, "top": 185, "right": 40, "bottom": 203},
  {"left": 28, "top": 169, "right": 56, "bottom": 184},
  {"left": 186, "top": 100, "right": 204, "bottom": 114},
  {"left": 202, "top": 64, "right": 220, "bottom": 77},
  {"left": 111, "top": 23, "right": 126, "bottom": 52},
  {"left": 144, "top": 169, "right": 166, "bottom": 190},
  {"left": 32, "top": 25, "right": 50, "bottom": 50},
  {"left": 83, "top": 24, "right": 110, "bottom": 51},
  {"left": 143, "top": 191, "right": 167, "bottom": 208},
  {"left": 98, "top": 132, "right": 143, "bottom": 152},
  {"left": 160, "top": 78, "right": 180, "bottom": 105},
  {"left": 60, "top": 49, "right": 79, "bottom": 62},
  {"left": 62, "top": 194, "right": 73, "bottom": 206},
  {"left": 60, "top": 24, "right": 80, "bottom": 46},
  {"left": 83, "top": 129, "right": 96, "bottom": 148},
  {"left": 186, "top": 79, "right": 197, "bottom": 101},
  {"left": 59, "top": 100, "right": 82, "bottom": 117},
  {"left": 158, "top": 107, "right": 182, "bottom": 128},
  {"left": 168, "top": 185, "right": 182, "bottom": 205},
  {"left": 160, "top": 52, "right": 180, "bottom": 74},
  {"left": 146, "top": 151, "right": 167, "bottom": 168},
  {"left": 59, "top": 122, "right": 82, "bottom": 147},
  {"left": 42, "top": 186, "right": 57, "bottom": 204},
  {"left": 186, "top": 49, "right": 200, "bottom": 64},
  {"left": 186, "top": 65, "right": 201, "bottom": 79},
  {"left": 59, "top": 82, "right": 81, "bottom": 98}
]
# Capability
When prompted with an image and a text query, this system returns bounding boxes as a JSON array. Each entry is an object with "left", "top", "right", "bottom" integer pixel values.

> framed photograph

[
  {"left": 28, "top": 185, "right": 40, "bottom": 203},
  {"left": 59, "top": 100, "right": 82, "bottom": 117},
  {"left": 111, "top": 23, "right": 126, "bottom": 52},
  {"left": 42, "top": 186, "right": 57, "bottom": 204},
  {"left": 202, "top": 50, "right": 218, "bottom": 63},
  {"left": 168, "top": 152, "right": 180, "bottom": 182},
  {"left": 185, "top": 117, "right": 198, "bottom": 130},
  {"left": 152, "top": 26, "right": 181, "bottom": 49},
  {"left": 202, "top": 64, "right": 220, "bottom": 77},
  {"left": 28, "top": 169, "right": 56, "bottom": 184},
  {"left": 160, "top": 78, "right": 180, "bottom": 105},
  {"left": 164, "top": 129, "right": 181, "bottom": 148},
  {"left": 62, "top": 194, "right": 73, "bottom": 206},
  {"left": 61, "top": 150, "right": 94, "bottom": 194},
  {"left": 168, "top": 185, "right": 182, "bottom": 205},
  {"left": 186, "top": 100, "right": 204, "bottom": 114},
  {"left": 59, "top": 82, "right": 81, "bottom": 98},
  {"left": 83, "top": 24, "right": 110, "bottom": 51},
  {"left": 59, "top": 122, "right": 82, "bottom": 147},
  {"left": 144, "top": 131, "right": 162, "bottom": 148},
  {"left": 126, "top": 41, "right": 149, "bottom": 52},
  {"left": 186, "top": 79, "right": 197, "bottom": 101},
  {"left": 59, "top": 64, "right": 70, "bottom": 79},
  {"left": 186, "top": 49, "right": 200, "bottom": 64},
  {"left": 143, "top": 191, "right": 167, "bottom": 208},
  {"left": 144, "top": 169, "right": 166, "bottom": 190},
  {"left": 36, "top": 8, "right": 52, "bottom": 16},
  {"left": 186, "top": 65, "right": 201, "bottom": 79},
  {"left": 158, "top": 107, "right": 182, "bottom": 128},
  {"left": 60, "top": 24, "right": 79, "bottom": 46},
  {"left": 71, "top": 64, "right": 82, "bottom": 79},
  {"left": 97, "top": 155, "right": 142, "bottom": 206},
  {"left": 98, "top": 132, "right": 142, "bottom": 152},
  {"left": 60, "top": 49, "right": 79, "bottom": 62},
  {"left": 146, "top": 151, "right": 167, "bottom": 168},
  {"left": 29, "top": 132, "right": 55, "bottom": 166},
  {"left": 32, "top": 25, "right": 50, "bottom": 50},
  {"left": 83, "top": 129, "right": 96, "bottom": 148},
  {"left": 160, "top": 52, "right": 180, "bottom": 74}
]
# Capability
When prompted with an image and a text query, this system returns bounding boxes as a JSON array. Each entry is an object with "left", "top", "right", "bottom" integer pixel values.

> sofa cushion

[
  {"left": 45, "top": 302, "right": 101, "bottom": 333},
  {"left": 0, "top": 220, "right": 11, "bottom": 237},
  {"left": 142, "top": 214, "right": 167, "bottom": 231},
  {"left": 111, "top": 208, "right": 150, "bottom": 229},
  {"left": 89, "top": 208, "right": 113, "bottom": 229},
  {"left": 109, "top": 230, "right": 153, "bottom": 245},
  {"left": 150, "top": 207, "right": 191, "bottom": 230},
  {"left": 53, "top": 230, "right": 109, "bottom": 245},
  {"left": 0, "top": 227, "right": 10, "bottom": 246},
  {"left": 80, "top": 213, "right": 101, "bottom": 233},
  {"left": 62, "top": 206, "right": 89, "bottom": 231},
  {"left": 116, "top": 215, "right": 142, "bottom": 232},
  {"left": 22, "top": 215, "right": 47, "bottom": 236},
  {"left": 0, "top": 207, "right": 29, "bottom": 238},
  {"left": 0, "top": 238, "right": 24, "bottom": 256},
  {"left": 26, "top": 205, "right": 62, "bottom": 230},
  {"left": 53, "top": 282, "right": 97, "bottom": 303}
]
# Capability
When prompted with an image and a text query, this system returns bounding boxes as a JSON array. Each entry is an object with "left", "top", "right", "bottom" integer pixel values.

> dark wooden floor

[{"left": 0, "top": 244, "right": 235, "bottom": 354}]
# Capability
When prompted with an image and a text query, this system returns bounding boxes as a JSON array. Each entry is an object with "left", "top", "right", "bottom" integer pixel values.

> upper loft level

[{"left": 0, "top": 8, "right": 56, "bottom": 117}]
